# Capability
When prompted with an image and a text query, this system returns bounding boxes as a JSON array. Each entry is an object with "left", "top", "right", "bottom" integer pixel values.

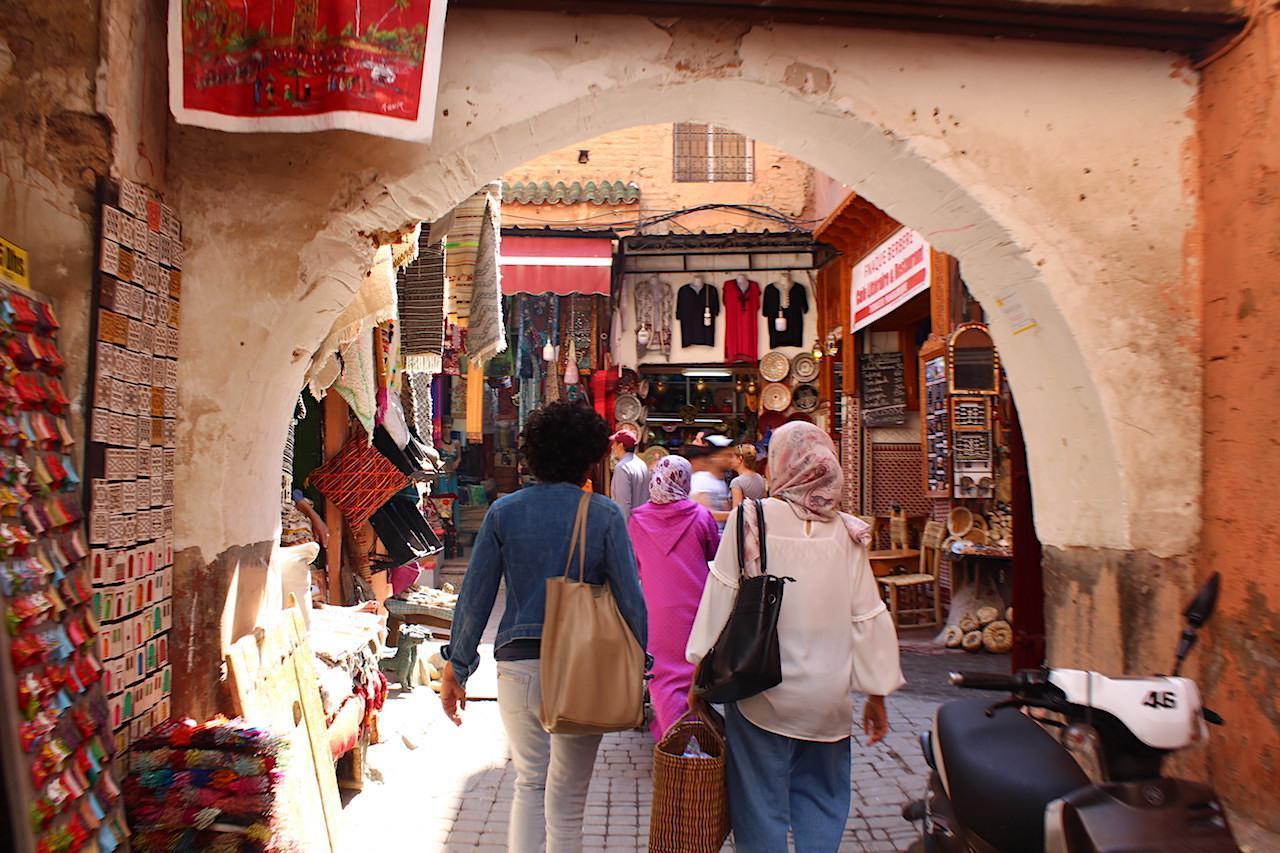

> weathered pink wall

[{"left": 1198, "top": 5, "right": 1280, "bottom": 832}]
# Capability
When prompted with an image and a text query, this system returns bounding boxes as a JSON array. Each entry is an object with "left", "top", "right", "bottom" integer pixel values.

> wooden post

[
  {"left": 323, "top": 392, "right": 348, "bottom": 605},
  {"left": 1009, "top": 397, "right": 1045, "bottom": 670}
]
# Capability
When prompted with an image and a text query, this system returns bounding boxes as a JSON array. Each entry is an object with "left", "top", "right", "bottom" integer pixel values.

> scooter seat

[{"left": 936, "top": 698, "right": 1090, "bottom": 852}]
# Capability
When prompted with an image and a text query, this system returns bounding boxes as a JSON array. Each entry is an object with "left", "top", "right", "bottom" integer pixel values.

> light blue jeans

[
  {"left": 725, "top": 702, "right": 852, "bottom": 853},
  {"left": 496, "top": 660, "right": 602, "bottom": 853}
]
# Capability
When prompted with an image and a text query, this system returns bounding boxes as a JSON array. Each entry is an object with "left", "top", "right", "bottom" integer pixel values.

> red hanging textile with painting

[{"left": 168, "top": 0, "right": 448, "bottom": 140}]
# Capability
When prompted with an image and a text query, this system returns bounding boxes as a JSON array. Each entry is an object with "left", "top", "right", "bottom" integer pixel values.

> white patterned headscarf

[
  {"left": 740, "top": 421, "right": 870, "bottom": 576},
  {"left": 648, "top": 455, "right": 693, "bottom": 505}
]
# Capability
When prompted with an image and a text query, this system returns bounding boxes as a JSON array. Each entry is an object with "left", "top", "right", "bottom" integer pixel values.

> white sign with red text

[{"left": 851, "top": 228, "right": 932, "bottom": 331}]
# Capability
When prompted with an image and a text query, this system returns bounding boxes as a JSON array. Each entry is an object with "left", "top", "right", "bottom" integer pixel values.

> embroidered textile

[{"left": 634, "top": 277, "right": 674, "bottom": 357}]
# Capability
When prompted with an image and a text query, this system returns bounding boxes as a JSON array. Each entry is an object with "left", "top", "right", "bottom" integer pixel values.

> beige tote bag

[{"left": 540, "top": 492, "right": 646, "bottom": 735}]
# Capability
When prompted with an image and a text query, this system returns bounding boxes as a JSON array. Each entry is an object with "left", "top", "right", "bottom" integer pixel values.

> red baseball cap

[{"left": 610, "top": 429, "right": 638, "bottom": 450}]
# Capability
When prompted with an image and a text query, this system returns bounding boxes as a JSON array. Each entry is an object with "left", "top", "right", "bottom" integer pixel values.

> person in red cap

[{"left": 609, "top": 428, "right": 650, "bottom": 520}]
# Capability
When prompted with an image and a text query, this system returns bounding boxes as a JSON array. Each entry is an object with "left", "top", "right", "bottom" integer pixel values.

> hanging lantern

[
  {"left": 825, "top": 333, "right": 840, "bottom": 357},
  {"left": 637, "top": 323, "right": 652, "bottom": 347},
  {"left": 811, "top": 339, "right": 825, "bottom": 360},
  {"left": 775, "top": 316, "right": 787, "bottom": 332},
  {"left": 542, "top": 337, "right": 556, "bottom": 362}
]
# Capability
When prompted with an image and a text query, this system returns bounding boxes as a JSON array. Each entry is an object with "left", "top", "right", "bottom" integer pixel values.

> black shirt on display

[
  {"left": 677, "top": 282, "right": 721, "bottom": 347},
  {"left": 763, "top": 282, "right": 810, "bottom": 348}
]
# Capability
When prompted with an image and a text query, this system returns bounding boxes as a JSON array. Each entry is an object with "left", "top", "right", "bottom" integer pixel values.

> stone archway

[{"left": 169, "top": 11, "right": 1201, "bottom": 715}]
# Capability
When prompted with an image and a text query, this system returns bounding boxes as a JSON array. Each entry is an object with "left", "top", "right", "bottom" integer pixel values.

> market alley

[{"left": 338, "top": 628, "right": 1004, "bottom": 853}]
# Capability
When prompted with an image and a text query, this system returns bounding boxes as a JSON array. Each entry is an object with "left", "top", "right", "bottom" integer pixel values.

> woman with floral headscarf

[
  {"left": 628, "top": 455, "right": 721, "bottom": 739},
  {"left": 686, "top": 421, "right": 904, "bottom": 853}
]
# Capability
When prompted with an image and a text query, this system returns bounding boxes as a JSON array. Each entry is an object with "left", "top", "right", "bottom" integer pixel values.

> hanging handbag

[
  {"left": 694, "top": 499, "right": 793, "bottom": 704},
  {"left": 540, "top": 491, "right": 646, "bottom": 734}
]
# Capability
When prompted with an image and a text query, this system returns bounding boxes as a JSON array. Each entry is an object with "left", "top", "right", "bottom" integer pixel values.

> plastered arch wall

[{"left": 169, "top": 11, "right": 1199, "bottom": 711}]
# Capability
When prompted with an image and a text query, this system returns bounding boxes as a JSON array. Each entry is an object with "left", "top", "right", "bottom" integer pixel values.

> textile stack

[
  {"left": 124, "top": 717, "right": 294, "bottom": 852},
  {"left": 306, "top": 607, "right": 387, "bottom": 763}
]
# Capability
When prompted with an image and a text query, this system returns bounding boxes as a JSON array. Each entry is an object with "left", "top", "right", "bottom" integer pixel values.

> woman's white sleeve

[
  {"left": 686, "top": 574, "right": 737, "bottom": 665},
  {"left": 850, "top": 547, "right": 906, "bottom": 696}
]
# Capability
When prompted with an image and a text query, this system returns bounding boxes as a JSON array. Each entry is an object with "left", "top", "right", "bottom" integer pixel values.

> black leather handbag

[{"left": 694, "top": 499, "right": 794, "bottom": 704}]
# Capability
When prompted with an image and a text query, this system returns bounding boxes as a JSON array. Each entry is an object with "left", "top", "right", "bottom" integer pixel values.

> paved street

[{"left": 337, "top": 632, "right": 1006, "bottom": 853}]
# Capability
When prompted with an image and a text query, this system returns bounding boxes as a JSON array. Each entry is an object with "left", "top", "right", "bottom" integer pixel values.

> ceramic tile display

[
  {"left": 84, "top": 178, "right": 180, "bottom": 758},
  {"left": 0, "top": 269, "right": 130, "bottom": 852}
]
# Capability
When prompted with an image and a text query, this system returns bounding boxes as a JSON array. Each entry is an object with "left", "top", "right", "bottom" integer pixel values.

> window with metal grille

[{"left": 673, "top": 123, "right": 755, "bottom": 182}]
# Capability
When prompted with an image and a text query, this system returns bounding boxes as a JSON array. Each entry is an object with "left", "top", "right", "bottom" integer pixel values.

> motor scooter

[{"left": 902, "top": 572, "right": 1240, "bottom": 852}]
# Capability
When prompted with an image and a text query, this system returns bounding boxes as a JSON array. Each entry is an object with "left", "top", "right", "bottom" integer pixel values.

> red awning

[{"left": 500, "top": 236, "right": 612, "bottom": 296}]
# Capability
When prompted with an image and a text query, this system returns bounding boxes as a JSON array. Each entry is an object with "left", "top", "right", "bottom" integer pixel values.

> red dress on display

[{"left": 722, "top": 279, "right": 761, "bottom": 363}]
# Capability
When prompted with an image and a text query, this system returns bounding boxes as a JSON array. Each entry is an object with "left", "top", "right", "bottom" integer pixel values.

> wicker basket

[{"left": 648, "top": 709, "right": 730, "bottom": 853}]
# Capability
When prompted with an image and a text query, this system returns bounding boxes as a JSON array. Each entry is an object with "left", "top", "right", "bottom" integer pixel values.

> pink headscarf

[
  {"left": 648, "top": 455, "right": 692, "bottom": 505},
  {"left": 740, "top": 421, "right": 870, "bottom": 576}
]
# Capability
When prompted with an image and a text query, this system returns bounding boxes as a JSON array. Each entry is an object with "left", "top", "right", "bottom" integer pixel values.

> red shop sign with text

[
  {"left": 851, "top": 227, "right": 932, "bottom": 332},
  {"left": 168, "top": 0, "right": 448, "bottom": 140}
]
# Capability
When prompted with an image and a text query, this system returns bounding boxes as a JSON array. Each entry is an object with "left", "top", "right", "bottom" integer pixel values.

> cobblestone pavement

[{"left": 337, "top": 634, "right": 1005, "bottom": 852}]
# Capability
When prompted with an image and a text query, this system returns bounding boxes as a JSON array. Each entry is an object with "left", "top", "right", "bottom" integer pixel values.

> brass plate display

[
  {"left": 791, "top": 352, "right": 820, "bottom": 383},
  {"left": 759, "top": 351, "right": 790, "bottom": 383},
  {"left": 760, "top": 382, "right": 792, "bottom": 412}
]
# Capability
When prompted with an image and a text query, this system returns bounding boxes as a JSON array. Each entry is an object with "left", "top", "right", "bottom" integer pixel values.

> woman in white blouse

[{"left": 686, "top": 421, "right": 904, "bottom": 853}]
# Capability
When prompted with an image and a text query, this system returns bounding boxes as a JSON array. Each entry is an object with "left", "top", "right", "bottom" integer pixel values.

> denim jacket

[{"left": 441, "top": 482, "right": 648, "bottom": 688}]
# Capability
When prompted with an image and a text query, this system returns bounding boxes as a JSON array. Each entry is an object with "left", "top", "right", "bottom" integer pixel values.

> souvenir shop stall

[
  {"left": 610, "top": 232, "right": 834, "bottom": 452},
  {"left": 814, "top": 194, "right": 1041, "bottom": 665},
  {"left": 0, "top": 236, "right": 131, "bottom": 853}
]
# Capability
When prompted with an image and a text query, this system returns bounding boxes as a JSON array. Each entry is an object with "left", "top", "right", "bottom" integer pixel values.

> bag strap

[
  {"left": 735, "top": 498, "right": 747, "bottom": 578},
  {"left": 754, "top": 498, "right": 768, "bottom": 576},
  {"left": 562, "top": 491, "right": 591, "bottom": 582},
  {"left": 736, "top": 499, "right": 771, "bottom": 578}
]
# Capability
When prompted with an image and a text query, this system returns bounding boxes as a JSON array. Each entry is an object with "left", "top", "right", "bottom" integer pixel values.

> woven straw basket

[{"left": 648, "top": 709, "right": 731, "bottom": 853}]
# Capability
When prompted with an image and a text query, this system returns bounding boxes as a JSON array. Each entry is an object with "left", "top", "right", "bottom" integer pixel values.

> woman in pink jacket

[{"left": 627, "top": 455, "right": 721, "bottom": 739}]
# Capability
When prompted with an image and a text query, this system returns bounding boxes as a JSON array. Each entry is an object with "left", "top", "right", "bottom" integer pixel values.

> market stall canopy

[{"left": 500, "top": 236, "right": 612, "bottom": 296}]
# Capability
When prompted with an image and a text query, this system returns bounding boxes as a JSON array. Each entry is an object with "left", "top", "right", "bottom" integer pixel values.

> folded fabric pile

[{"left": 124, "top": 717, "right": 296, "bottom": 852}]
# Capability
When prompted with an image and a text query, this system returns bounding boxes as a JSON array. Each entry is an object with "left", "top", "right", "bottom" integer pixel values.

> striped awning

[{"left": 500, "top": 236, "right": 612, "bottom": 296}]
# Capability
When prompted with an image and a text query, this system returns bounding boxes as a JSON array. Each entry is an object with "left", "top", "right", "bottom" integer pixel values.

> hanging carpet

[{"left": 397, "top": 228, "right": 446, "bottom": 375}]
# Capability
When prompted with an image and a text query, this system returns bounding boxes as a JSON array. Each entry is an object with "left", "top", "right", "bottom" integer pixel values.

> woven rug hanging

[
  {"left": 462, "top": 184, "right": 506, "bottom": 363},
  {"left": 397, "top": 227, "right": 446, "bottom": 375}
]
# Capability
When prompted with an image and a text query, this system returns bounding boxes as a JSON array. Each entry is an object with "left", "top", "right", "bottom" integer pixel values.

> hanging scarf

[
  {"left": 464, "top": 185, "right": 506, "bottom": 363},
  {"left": 740, "top": 421, "right": 870, "bottom": 577},
  {"left": 407, "top": 372, "right": 434, "bottom": 441},
  {"left": 333, "top": 329, "right": 377, "bottom": 437},
  {"left": 465, "top": 359, "right": 485, "bottom": 440}
]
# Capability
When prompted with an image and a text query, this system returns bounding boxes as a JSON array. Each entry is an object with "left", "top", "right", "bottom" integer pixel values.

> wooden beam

[{"left": 451, "top": 0, "right": 1243, "bottom": 53}]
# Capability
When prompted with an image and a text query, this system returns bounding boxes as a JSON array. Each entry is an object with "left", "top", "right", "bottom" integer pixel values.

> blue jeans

[{"left": 725, "top": 703, "right": 852, "bottom": 853}]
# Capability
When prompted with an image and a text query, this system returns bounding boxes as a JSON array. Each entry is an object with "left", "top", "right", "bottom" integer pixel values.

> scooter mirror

[{"left": 1184, "top": 572, "right": 1221, "bottom": 628}]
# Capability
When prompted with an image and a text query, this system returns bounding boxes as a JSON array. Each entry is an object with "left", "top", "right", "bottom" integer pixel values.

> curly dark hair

[{"left": 519, "top": 401, "right": 610, "bottom": 484}]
